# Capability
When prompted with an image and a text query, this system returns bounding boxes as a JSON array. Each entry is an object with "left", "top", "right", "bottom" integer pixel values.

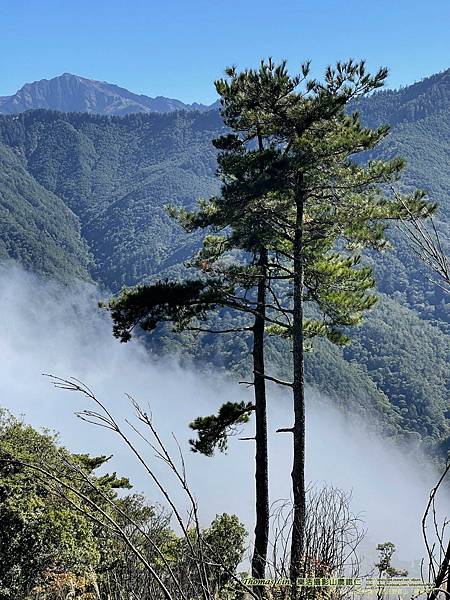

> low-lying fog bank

[{"left": 0, "top": 263, "right": 446, "bottom": 573}]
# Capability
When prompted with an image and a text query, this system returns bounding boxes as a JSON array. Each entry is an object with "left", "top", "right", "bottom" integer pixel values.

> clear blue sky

[{"left": 1, "top": 0, "right": 449, "bottom": 104}]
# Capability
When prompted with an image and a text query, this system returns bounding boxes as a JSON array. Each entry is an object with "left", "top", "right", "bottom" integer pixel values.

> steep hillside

[
  {"left": 0, "top": 73, "right": 217, "bottom": 116},
  {"left": 0, "top": 109, "right": 222, "bottom": 287},
  {"left": 0, "top": 70, "right": 448, "bottom": 458},
  {"left": 0, "top": 141, "right": 91, "bottom": 280},
  {"left": 362, "top": 72, "right": 450, "bottom": 330},
  {"left": 354, "top": 68, "right": 450, "bottom": 128}
]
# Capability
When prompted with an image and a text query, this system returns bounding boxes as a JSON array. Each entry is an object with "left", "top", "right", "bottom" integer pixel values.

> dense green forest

[{"left": 0, "top": 69, "right": 448, "bottom": 461}]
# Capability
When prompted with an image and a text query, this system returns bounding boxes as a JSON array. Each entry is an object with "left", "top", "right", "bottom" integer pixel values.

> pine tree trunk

[
  {"left": 290, "top": 189, "right": 306, "bottom": 597},
  {"left": 251, "top": 246, "right": 269, "bottom": 597}
]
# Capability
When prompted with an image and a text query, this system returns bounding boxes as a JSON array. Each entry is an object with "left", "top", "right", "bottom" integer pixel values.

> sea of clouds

[{"left": 0, "top": 262, "right": 446, "bottom": 572}]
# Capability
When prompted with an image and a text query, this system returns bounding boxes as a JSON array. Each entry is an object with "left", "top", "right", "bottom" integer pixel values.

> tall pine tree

[{"left": 208, "top": 58, "right": 434, "bottom": 594}]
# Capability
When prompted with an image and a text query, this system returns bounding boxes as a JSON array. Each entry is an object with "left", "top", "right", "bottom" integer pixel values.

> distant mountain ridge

[{"left": 0, "top": 73, "right": 219, "bottom": 116}]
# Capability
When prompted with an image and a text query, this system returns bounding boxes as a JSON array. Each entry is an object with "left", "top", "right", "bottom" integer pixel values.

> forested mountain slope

[
  {"left": 354, "top": 68, "right": 450, "bottom": 129},
  {"left": 0, "top": 140, "right": 91, "bottom": 280},
  {"left": 0, "top": 70, "right": 448, "bottom": 458},
  {"left": 361, "top": 72, "right": 450, "bottom": 330},
  {"left": 0, "top": 109, "right": 222, "bottom": 286}
]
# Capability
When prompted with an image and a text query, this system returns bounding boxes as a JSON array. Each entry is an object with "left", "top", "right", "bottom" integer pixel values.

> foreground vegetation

[{"left": 0, "top": 407, "right": 247, "bottom": 599}]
